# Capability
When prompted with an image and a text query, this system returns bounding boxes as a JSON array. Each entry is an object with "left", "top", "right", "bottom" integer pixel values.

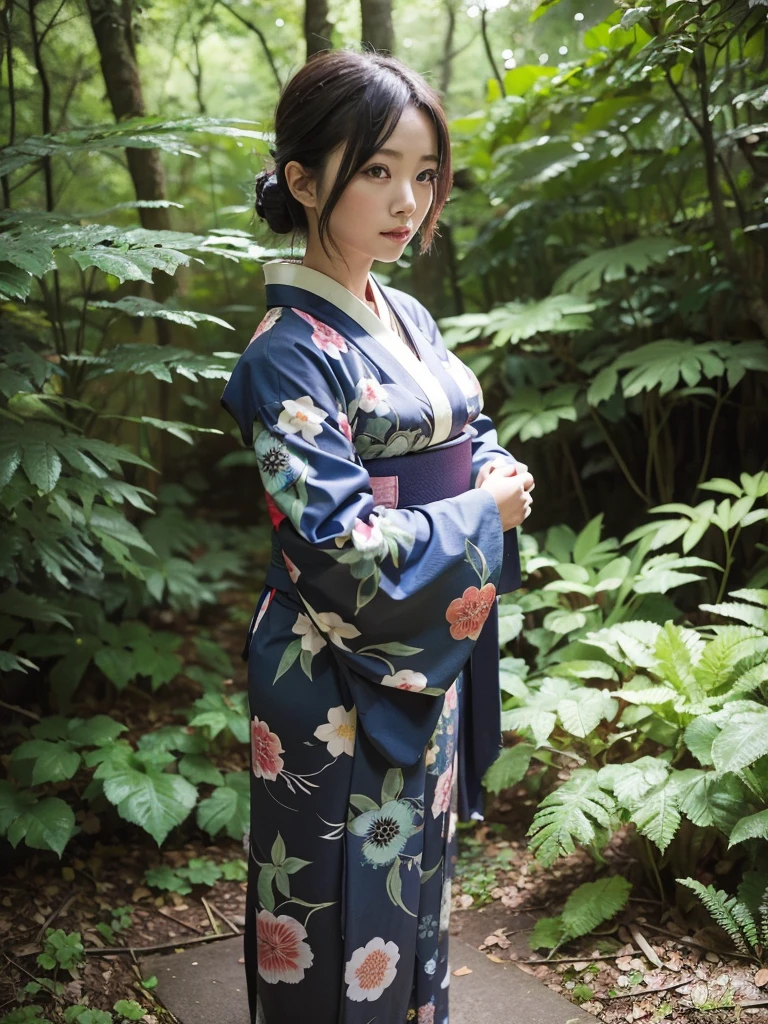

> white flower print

[
  {"left": 345, "top": 937, "right": 399, "bottom": 1002},
  {"left": 278, "top": 396, "right": 328, "bottom": 445},
  {"left": 256, "top": 909, "right": 313, "bottom": 984},
  {"left": 431, "top": 762, "right": 453, "bottom": 819},
  {"left": 315, "top": 611, "right": 361, "bottom": 651},
  {"left": 291, "top": 612, "right": 327, "bottom": 654},
  {"left": 248, "top": 306, "right": 283, "bottom": 344},
  {"left": 314, "top": 705, "right": 356, "bottom": 757},
  {"left": 381, "top": 669, "right": 428, "bottom": 692},
  {"left": 350, "top": 517, "right": 389, "bottom": 560},
  {"left": 356, "top": 377, "right": 390, "bottom": 415}
]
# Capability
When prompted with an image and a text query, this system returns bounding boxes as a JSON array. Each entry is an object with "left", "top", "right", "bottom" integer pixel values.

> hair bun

[{"left": 254, "top": 170, "right": 294, "bottom": 234}]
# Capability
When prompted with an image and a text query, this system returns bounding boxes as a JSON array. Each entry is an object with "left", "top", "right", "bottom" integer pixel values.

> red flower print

[
  {"left": 256, "top": 909, "right": 313, "bottom": 984},
  {"left": 292, "top": 309, "right": 348, "bottom": 359},
  {"left": 445, "top": 583, "right": 496, "bottom": 641},
  {"left": 251, "top": 717, "right": 284, "bottom": 781},
  {"left": 264, "top": 492, "right": 287, "bottom": 530}
]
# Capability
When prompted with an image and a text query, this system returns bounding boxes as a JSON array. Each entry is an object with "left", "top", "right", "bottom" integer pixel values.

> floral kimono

[{"left": 220, "top": 259, "right": 519, "bottom": 1024}]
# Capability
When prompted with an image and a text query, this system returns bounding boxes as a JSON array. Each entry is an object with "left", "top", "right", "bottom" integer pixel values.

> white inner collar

[{"left": 263, "top": 259, "right": 453, "bottom": 445}]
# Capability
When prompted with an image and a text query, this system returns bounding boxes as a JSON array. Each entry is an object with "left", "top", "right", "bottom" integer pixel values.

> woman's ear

[{"left": 284, "top": 161, "right": 318, "bottom": 211}]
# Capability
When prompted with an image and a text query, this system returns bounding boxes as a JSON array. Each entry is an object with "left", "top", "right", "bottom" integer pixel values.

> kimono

[{"left": 220, "top": 259, "right": 520, "bottom": 1024}]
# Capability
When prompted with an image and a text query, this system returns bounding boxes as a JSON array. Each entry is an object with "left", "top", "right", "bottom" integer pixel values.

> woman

[{"left": 221, "top": 48, "right": 534, "bottom": 1024}]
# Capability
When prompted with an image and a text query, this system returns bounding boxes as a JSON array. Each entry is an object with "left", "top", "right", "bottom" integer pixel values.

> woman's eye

[{"left": 365, "top": 166, "right": 438, "bottom": 183}]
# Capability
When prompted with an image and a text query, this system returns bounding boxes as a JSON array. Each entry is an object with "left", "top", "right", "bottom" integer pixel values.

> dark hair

[{"left": 254, "top": 49, "right": 453, "bottom": 257}]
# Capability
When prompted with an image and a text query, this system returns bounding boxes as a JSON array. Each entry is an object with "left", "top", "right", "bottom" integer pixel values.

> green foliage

[
  {"left": 36, "top": 928, "right": 85, "bottom": 972},
  {"left": 530, "top": 876, "right": 632, "bottom": 951},
  {"left": 444, "top": 0, "right": 768, "bottom": 516},
  {"left": 678, "top": 878, "right": 768, "bottom": 960}
]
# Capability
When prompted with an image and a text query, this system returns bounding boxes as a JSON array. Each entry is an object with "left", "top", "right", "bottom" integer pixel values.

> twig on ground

[
  {"left": 3, "top": 952, "right": 40, "bottom": 983},
  {"left": 630, "top": 923, "right": 663, "bottom": 968},
  {"left": 206, "top": 899, "right": 241, "bottom": 935},
  {"left": 603, "top": 977, "right": 694, "bottom": 1000},
  {"left": 510, "top": 948, "right": 644, "bottom": 965},
  {"left": 81, "top": 932, "right": 232, "bottom": 956},
  {"left": 154, "top": 906, "right": 205, "bottom": 935},
  {"left": 640, "top": 922, "right": 755, "bottom": 963},
  {"left": 679, "top": 1000, "right": 768, "bottom": 1011},
  {"left": 200, "top": 896, "right": 220, "bottom": 936},
  {"left": 34, "top": 891, "right": 80, "bottom": 945}
]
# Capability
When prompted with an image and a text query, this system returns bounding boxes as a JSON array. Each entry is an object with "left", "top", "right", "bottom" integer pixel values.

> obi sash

[{"left": 251, "top": 430, "right": 521, "bottom": 821}]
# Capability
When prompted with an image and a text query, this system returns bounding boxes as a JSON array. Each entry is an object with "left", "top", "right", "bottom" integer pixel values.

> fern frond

[
  {"left": 678, "top": 878, "right": 752, "bottom": 956},
  {"left": 527, "top": 769, "right": 616, "bottom": 867},
  {"left": 560, "top": 876, "right": 633, "bottom": 940},
  {"left": 758, "top": 890, "right": 768, "bottom": 947}
]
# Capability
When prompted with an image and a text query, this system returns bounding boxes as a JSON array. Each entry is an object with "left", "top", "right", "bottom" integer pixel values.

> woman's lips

[{"left": 381, "top": 229, "right": 411, "bottom": 242}]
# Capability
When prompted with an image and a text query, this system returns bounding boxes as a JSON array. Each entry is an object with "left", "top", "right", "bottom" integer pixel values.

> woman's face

[{"left": 315, "top": 104, "right": 440, "bottom": 264}]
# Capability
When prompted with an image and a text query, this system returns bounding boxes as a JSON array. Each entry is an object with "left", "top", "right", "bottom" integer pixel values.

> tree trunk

[
  {"left": 361, "top": 0, "right": 393, "bottom": 55},
  {"left": 85, "top": 0, "right": 175, "bottom": 310},
  {"left": 305, "top": 0, "right": 334, "bottom": 59},
  {"left": 86, "top": 0, "right": 175, "bottom": 473}
]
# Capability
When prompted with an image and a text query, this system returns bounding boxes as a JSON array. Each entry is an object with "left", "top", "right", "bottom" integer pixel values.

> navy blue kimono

[{"left": 221, "top": 259, "right": 520, "bottom": 1024}]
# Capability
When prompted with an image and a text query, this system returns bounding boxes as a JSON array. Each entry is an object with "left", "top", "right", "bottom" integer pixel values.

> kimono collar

[{"left": 262, "top": 259, "right": 454, "bottom": 445}]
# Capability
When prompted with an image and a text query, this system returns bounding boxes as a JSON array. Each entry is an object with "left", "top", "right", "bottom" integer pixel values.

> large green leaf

[
  {"left": 729, "top": 809, "right": 768, "bottom": 847},
  {"left": 0, "top": 782, "right": 77, "bottom": 858},
  {"left": 0, "top": 116, "right": 269, "bottom": 177},
  {"left": 711, "top": 710, "right": 768, "bottom": 775},
  {"left": 196, "top": 772, "right": 250, "bottom": 840},
  {"left": 553, "top": 238, "right": 679, "bottom": 297},
  {"left": 96, "top": 751, "right": 198, "bottom": 846},
  {"left": 11, "top": 740, "right": 81, "bottom": 785},
  {"left": 88, "top": 296, "right": 234, "bottom": 330}
]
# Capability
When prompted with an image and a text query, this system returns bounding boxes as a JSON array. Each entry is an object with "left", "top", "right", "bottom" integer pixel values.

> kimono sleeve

[{"left": 220, "top": 321, "right": 505, "bottom": 766}]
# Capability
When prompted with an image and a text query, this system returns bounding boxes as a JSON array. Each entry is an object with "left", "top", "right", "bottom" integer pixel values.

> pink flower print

[
  {"left": 292, "top": 309, "right": 348, "bottom": 359},
  {"left": 431, "top": 762, "right": 453, "bottom": 819},
  {"left": 248, "top": 306, "right": 283, "bottom": 344},
  {"left": 444, "top": 681, "right": 458, "bottom": 711},
  {"left": 381, "top": 669, "right": 427, "bottom": 692},
  {"left": 418, "top": 1001, "right": 436, "bottom": 1024},
  {"left": 338, "top": 409, "right": 353, "bottom": 443},
  {"left": 256, "top": 909, "right": 314, "bottom": 984},
  {"left": 251, "top": 717, "right": 285, "bottom": 781},
  {"left": 445, "top": 583, "right": 496, "bottom": 641}
]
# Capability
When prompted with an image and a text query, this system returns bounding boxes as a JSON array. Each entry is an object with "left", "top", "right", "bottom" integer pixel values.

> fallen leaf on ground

[{"left": 452, "top": 966, "right": 472, "bottom": 977}]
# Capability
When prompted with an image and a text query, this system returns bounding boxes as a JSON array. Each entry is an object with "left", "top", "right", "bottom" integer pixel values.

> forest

[{"left": 1, "top": 0, "right": 767, "bottom": 1021}]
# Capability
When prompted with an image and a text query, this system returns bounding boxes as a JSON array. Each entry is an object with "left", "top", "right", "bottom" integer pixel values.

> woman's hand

[
  {"left": 478, "top": 459, "right": 534, "bottom": 530},
  {"left": 475, "top": 456, "right": 534, "bottom": 491}
]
